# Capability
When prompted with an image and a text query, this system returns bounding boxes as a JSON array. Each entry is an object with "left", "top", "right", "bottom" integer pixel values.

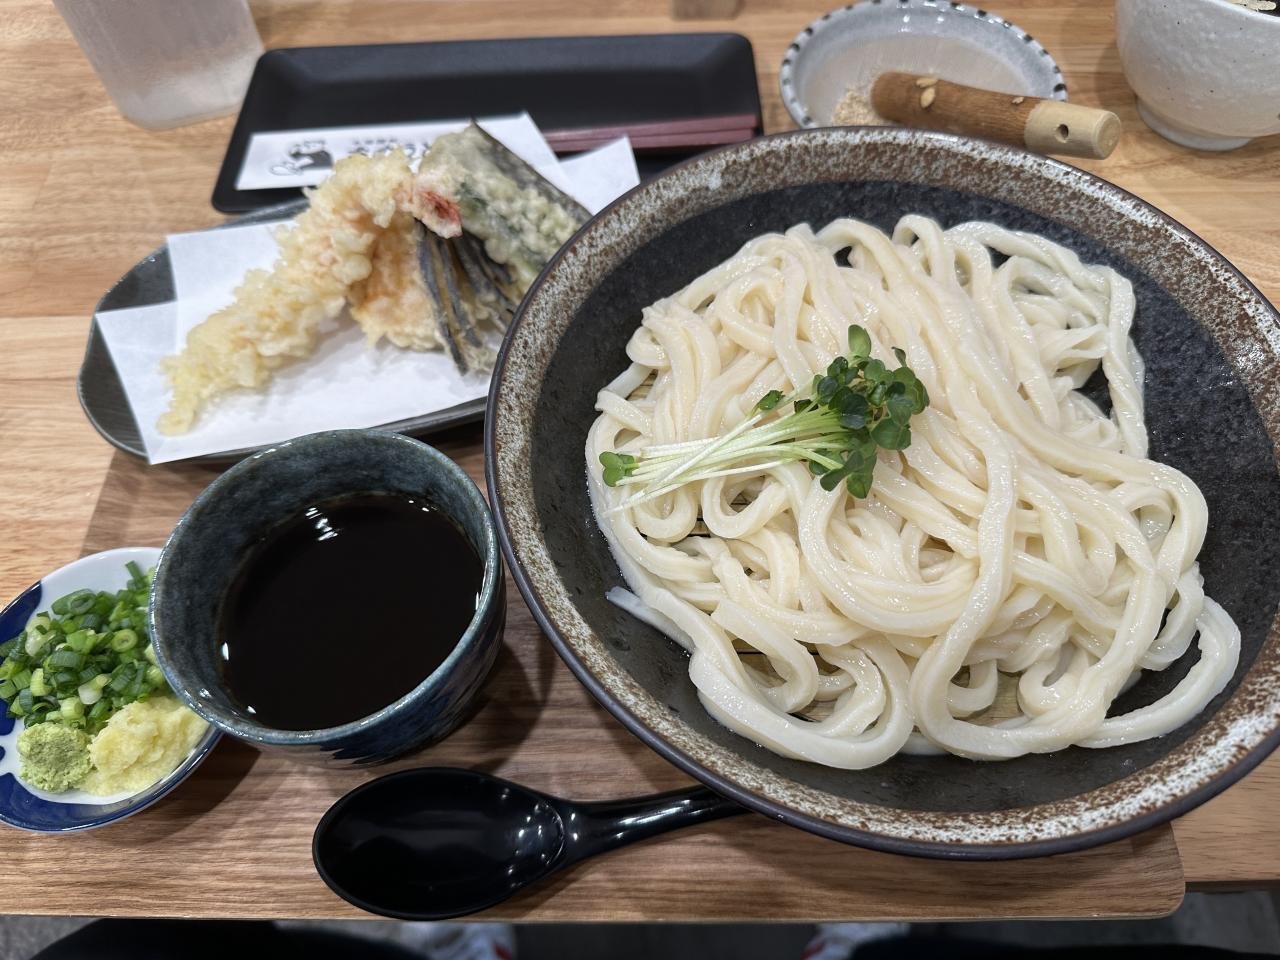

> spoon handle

[{"left": 558, "top": 786, "right": 744, "bottom": 863}]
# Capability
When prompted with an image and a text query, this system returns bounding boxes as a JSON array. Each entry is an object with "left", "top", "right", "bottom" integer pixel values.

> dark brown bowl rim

[{"left": 484, "top": 126, "right": 1280, "bottom": 860}]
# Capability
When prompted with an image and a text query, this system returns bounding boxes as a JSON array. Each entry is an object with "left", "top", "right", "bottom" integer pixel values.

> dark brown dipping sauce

[{"left": 217, "top": 492, "right": 482, "bottom": 731}]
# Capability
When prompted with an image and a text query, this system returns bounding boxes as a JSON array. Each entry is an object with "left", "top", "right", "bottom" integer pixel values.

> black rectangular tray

[{"left": 212, "top": 33, "right": 762, "bottom": 213}]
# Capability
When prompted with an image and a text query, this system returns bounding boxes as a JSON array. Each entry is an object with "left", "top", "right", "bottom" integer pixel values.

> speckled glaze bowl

[
  {"left": 152, "top": 429, "right": 504, "bottom": 766},
  {"left": 486, "top": 128, "right": 1280, "bottom": 858}
]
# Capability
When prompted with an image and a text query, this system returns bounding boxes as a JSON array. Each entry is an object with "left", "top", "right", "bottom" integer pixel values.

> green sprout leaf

[
  {"left": 871, "top": 419, "right": 912, "bottom": 450},
  {"left": 601, "top": 325, "right": 928, "bottom": 507},
  {"left": 755, "top": 389, "right": 784, "bottom": 412},
  {"left": 599, "top": 451, "right": 637, "bottom": 487},
  {"left": 845, "top": 467, "right": 875, "bottom": 499},
  {"left": 914, "top": 381, "right": 930, "bottom": 413},
  {"left": 818, "top": 469, "right": 846, "bottom": 492},
  {"left": 886, "top": 394, "right": 915, "bottom": 426},
  {"left": 848, "top": 325, "right": 872, "bottom": 359}
]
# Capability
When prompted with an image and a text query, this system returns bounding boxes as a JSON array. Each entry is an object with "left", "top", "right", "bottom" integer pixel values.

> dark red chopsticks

[{"left": 543, "top": 113, "right": 761, "bottom": 153}]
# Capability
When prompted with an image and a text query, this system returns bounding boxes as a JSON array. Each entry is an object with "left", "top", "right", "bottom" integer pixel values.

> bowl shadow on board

[
  {"left": 97, "top": 737, "right": 261, "bottom": 846},
  {"left": 1079, "top": 41, "right": 1128, "bottom": 117},
  {"left": 372, "top": 622, "right": 556, "bottom": 778},
  {"left": 1089, "top": 39, "right": 1280, "bottom": 165}
]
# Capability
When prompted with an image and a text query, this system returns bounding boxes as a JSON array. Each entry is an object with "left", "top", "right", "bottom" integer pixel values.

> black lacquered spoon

[{"left": 312, "top": 767, "right": 744, "bottom": 919}]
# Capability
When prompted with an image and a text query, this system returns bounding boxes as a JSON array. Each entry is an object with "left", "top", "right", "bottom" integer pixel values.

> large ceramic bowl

[{"left": 485, "top": 128, "right": 1280, "bottom": 858}]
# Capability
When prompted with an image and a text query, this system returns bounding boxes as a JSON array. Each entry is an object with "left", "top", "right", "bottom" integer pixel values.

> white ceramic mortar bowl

[{"left": 1117, "top": 0, "right": 1280, "bottom": 151}]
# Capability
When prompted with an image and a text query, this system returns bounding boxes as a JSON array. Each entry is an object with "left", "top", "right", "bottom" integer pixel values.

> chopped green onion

[
  {"left": 110, "top": 629, "right": 138, "bottom": 652},
  {"left": 28, "top": 668, "right": 49, "bottom": 697},
  {"left": 61, "top": 590, "right": 95, "bottom": 616},
  {"left": 25, "top": 632, "right": 49, "bottom": 659},
  {"left": 1, "top": 563, "right": 162, "bottom": 735},
  {"left": 78, "top": 673, "right": 111, "bottom": 705},
  {"left": 46, "top": 649, "right": 82, "bottom": 670}
]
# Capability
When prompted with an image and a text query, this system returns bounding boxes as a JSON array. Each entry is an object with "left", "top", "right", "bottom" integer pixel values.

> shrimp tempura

[
  {"left": 347, "top": 210, "right": 442, "bottom": 352},
  {"left": 158, "top": 152, "right": 414, "bottom": 435}
]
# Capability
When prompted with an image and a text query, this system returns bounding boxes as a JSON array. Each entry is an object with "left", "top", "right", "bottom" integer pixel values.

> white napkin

[
  {"left": 95, "top": 122, "right": 639, "bottom": 464},
  {"left": 235, "top": 113, "right": 564, "bottom": 191}
]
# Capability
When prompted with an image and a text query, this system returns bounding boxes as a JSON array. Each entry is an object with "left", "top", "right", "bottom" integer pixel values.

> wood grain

[
  {"left": 868, "top": 73, "right": 1121, "bottom": 160},
  {"left": 32, "top": 444, "right": 1180, "bottom": 921},
  {"left": 0, "top": 0, "right": 1277, "bottom": 916}
]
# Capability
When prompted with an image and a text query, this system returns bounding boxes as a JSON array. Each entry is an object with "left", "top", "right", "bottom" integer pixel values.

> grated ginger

[{"left": 82, "top": 695, "right": 209, "bottom": 796}]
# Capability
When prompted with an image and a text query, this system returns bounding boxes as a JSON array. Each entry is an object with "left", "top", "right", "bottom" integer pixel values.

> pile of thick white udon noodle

[{"left": 585, "top": 216, "right": 1241, "bottom": 768}]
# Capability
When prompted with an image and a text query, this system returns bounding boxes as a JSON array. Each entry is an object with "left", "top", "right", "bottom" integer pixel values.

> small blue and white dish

[{"left": 0, "top": 547, "right": 221, "bottom": 833}]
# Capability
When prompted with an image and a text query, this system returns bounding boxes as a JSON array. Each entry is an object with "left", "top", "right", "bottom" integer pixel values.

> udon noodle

[{"left": 585, "top": 216, "right": 1241, "bottom": 768}]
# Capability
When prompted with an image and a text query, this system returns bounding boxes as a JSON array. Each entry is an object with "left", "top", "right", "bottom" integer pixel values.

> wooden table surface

[{"left": 0, "top": 0, "right": 1277, "bottom": 920}]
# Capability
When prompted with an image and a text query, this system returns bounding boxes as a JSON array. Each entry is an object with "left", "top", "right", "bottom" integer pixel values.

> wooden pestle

[{"left": 870, "top": 72, "right": 1121, "bottom": 159}]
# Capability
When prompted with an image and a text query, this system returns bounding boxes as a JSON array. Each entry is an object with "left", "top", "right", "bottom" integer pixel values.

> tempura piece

[
  {"left": 160, "top": 126, "right": 588, "bottom": 434},
  {"left": 417, "top": 227, "right": 495, "bottom": 374},
  {"left": 454, "top": 234, "right": 518, "bottom": 332},
  {"left": 347, "top": 210, "right": 441, "bottom": 352},
  {"left": 408, "top": 123, "right": 589, "bottom": 288},
  {"left": 158, "top": 151, "right": 413, "bottom": 434}
]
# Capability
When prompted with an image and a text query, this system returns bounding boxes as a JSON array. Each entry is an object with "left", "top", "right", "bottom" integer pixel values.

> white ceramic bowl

[
  {"left": 780, "top": 0, "right": 1067, "bottom": 129},
  {"left": 1117, "top": 0, "right": 1280, "bottom": 151}
]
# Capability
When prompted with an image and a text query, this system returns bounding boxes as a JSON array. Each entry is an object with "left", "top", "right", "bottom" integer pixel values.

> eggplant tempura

[{"left": 158, "top": 125, "right": 587, "bottom": 435}]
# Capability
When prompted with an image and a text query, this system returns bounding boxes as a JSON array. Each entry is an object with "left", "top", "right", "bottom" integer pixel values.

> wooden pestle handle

[{"left": 870, "top": 72, "right": 1121, "bottom": 159}]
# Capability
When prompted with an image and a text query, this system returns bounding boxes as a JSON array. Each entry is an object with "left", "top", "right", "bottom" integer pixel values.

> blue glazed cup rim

[{"left": 150, "top": 429, "right": 502, "bottom": 747}]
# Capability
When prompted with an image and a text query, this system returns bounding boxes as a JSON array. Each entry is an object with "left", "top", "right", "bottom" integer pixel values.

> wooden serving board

[{"left": 0, "top": 434, "right": 1184, "bottom": 921}]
